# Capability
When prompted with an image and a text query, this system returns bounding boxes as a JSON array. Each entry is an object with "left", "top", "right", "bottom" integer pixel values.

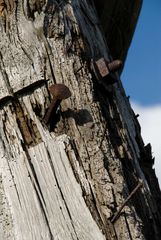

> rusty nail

[
  {"left": 44, "top": 84, "right": 71, "bottom": 124},
  {"left": 111, "top": 180, "right": 143, "bottom": 223},
  {"left": 108, "top": 60, "right": 122, "bottom": 73}
]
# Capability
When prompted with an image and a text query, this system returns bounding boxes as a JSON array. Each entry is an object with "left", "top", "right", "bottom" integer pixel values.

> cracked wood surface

[
  {"left": 0, "top": 1, "right": 161, "bottom": 240},
  {"left": 0, "top": 134, "right": 106, "bottom": 240}
]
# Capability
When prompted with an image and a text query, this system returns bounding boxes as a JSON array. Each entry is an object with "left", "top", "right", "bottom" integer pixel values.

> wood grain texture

[
  {"left": 0, "top": 1, "right": 161, "bottom": 240},
  {"left": 0, "top": 133, "right": 106, "bottom": 239}
]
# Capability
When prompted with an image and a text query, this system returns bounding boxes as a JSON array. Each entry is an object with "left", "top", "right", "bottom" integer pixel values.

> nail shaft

[
  {"left": 111, "top": 180, "right": 143, "bottom": 223},
  {"left": 44, "top": 99, "right": 58, "bottom": 124},
  {"left": 43, "top": 84, "right": 71, "bottom": 125}
]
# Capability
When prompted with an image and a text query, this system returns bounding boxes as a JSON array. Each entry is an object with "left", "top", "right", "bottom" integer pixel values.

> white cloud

[{"left": 131, "top": 102, "right": 161, "bottom": 187}]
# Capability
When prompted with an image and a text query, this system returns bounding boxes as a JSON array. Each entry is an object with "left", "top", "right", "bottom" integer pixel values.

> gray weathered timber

[
  {"left": 0, "top": 132, "right": 106, "bottom": 240},
  {"left": 0, "top": 1, "right": 161, "bottom": 240}
]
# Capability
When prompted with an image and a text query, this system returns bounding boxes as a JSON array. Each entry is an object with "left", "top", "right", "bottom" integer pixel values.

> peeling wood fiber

[{"left": 0, "top": 1, "right": 161, "bottom": 240}]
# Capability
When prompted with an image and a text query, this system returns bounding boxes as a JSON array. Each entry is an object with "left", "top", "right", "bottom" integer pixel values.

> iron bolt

[{"left": 91, "top": 58, "right": 122, "bottom": 83}]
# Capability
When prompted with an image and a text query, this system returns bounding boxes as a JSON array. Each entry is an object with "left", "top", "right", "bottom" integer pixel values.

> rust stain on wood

[
  {"left": 14, "top": 102, "right": 42, "bottom": 147},
  {"left": 0, "top": 0, "right": 5, "bottom": 16}
]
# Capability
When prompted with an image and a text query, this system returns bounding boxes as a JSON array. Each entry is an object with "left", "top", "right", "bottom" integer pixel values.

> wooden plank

[
  {"left": 0, "top": 135, "right": 106, "bottom": 240},
  {"left": 0, "top": 10, "right": 48, "bottom": 101}
]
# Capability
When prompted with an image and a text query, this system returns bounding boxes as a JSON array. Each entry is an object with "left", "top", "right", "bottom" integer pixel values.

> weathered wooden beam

[
  {"left": 94, "top": 0, "right": 143, "bottom": 66},
  {"left": 0, "top": 1, "right": 161, "bottom": 240}
]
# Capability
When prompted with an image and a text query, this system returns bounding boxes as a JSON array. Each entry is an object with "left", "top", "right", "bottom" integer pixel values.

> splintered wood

[
  {"left": 0, "top": 137, "right": 106, "bottom": 240},
  {"left": 1, "top": 0, "right": 160, "bottom": 240}
]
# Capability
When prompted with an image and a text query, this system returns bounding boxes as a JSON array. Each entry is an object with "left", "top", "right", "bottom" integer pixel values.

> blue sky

[
  {"left": 121, "top": 0, "right": 161, "bottom": 186},
  {"left": 122, "top": 0, "right": 161, "bottom": 105}
]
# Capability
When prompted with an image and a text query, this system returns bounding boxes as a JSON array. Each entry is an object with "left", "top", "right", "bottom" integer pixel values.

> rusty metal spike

[{"left": 108, "top": 60, "right": 122, "bottom": 72}]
